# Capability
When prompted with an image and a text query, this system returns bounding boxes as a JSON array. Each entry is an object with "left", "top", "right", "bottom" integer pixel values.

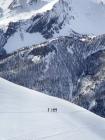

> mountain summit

[{"left": 0, "top": 0, "right": 105, "bottom": 55}]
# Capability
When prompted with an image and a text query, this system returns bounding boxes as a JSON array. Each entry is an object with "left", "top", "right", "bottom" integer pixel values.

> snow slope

[
  {"left": 4, "top": 31, "right": 46, "bottom": 53},
  {"left": 51, "top": 0, "right": 105, "bottom": 36},
  {"left": 0, "top": 77, "right": 105, "bottom": 140},
  {"left": 0, "top": 0, "right": 59, "bottom": 26},
  {"left": 69, "top": 0, "right": 105, "bottom": 35}
]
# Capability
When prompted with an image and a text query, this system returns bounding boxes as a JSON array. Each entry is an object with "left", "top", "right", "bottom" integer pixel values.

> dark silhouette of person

[
  {"left": 48, "top": 108, "right": 58, "bottom": 112},
  {"left": 48, "top": 108, "right": 50, "bottom": 112},
  {"left": 53, "top": 108, "right": 57, "bottom": 112}
]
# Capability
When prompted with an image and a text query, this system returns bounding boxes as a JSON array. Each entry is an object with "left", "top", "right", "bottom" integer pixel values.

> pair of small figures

[{"left": 48, "top": 108, "right": 57, "bottom": 112}]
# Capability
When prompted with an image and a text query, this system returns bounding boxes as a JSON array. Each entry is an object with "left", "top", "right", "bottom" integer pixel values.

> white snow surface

[
  {"left": 69, "top": 0, "right": 105, "bottom": 35},
  {"left": 53, "top": 0, "right": 105, "bottom": 36},
  {"left": 4, "top": 30, "right": 46, "bottom": 53},
  {"left": 0, "top": 77, "right": 105, "bottom": 140}
]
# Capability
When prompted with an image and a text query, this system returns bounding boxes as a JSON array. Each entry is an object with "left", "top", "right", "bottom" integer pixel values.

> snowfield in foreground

[{"left": 0, "top": 78, "right": 105, "bottom": 140}]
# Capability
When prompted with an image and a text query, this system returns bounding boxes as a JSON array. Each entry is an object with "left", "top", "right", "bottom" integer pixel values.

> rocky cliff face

[
  {"left": 1, "top": 34, "right": 105, "bottom": 117},
  {"left": 73, "top": 46, "right": 105, "bottom": 117}
]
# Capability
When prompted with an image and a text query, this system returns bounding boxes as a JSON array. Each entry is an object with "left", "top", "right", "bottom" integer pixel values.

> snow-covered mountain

[
  {"left": 1, "top": 0, "right": 105, "bottom": 118},
  {"left": 1, "top": 35, "right": 105, "bottom": 117},
  {"left": 0, "top": 0, "right": 58, "bottom": 24},
  {"left": 0, "top": 0, "right": 59, "bottom": 55},
  {"left": 0, "top": 77, "right": 105, "bottom": 140},
  {"left": 1, "top": 0, "right": 105, "bottom": 55}
]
